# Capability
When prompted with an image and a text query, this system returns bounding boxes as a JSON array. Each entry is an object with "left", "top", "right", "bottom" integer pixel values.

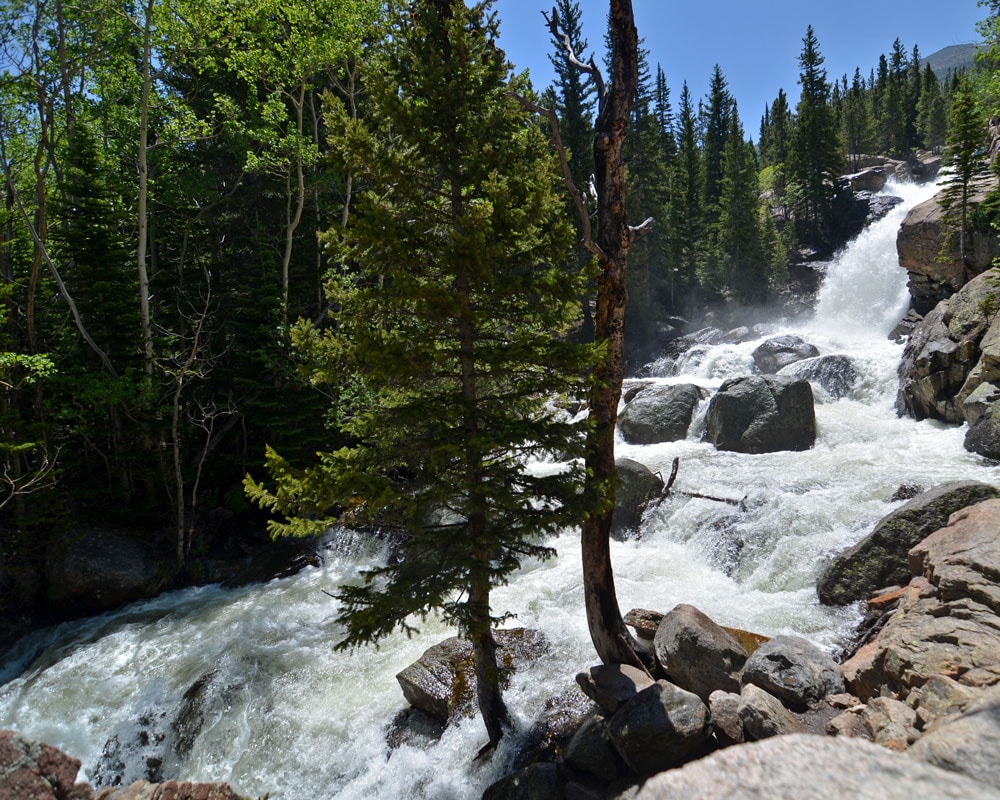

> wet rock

[
  {"left": 962, "top": 381, "right": 1000, "bottom": 427},
  {"left": 385, "top": 708, "right": 444, "bottom": 751},
  {"left": 576, "top": 664, "right": 655, "bottom": 716},
  {"left": 513, "top": 686, "right": 599, "bottom": 770},
  {"left": 737, "top": 683, "right": 801, "bottom": 740},
  {"left": 0, "top": 729, "right": 81, "bottom": 800},
  {"left": 817, "top": 481, "right": 1000, "bottom": 606},
  {"left": 652, "top": 604, "right": 748, "bottom": 701},
  {"left": 618, "top": 383, "right": 705, "bottom": 445},
  {"left": 481, "top": 763, "right": 564, "bottom": 800},
  {"left": 964, "top": 405, "right": 1000, "bottom": 459},
  {"left": 704, "top": 375, "right": 816, "bottom": 454},
  {"left": 751, "top": 335, "right": 820, "bottom": 375},
  {"left": 741, "top": 635, "right": 844, "bottom": 709},
  {"left": 611, "top": 458, "right": 664, "bottom": 538},
  {"left": 908, "top": 684, "right": 1000, "bottom": 790},
  {"left": 606, "top": 681, "right": 711, "bottom": 776},
  {"left": 634, "top": 733, "right": 1000, "bottom": 800},
  {"left": 395, "top": 628, "right": 549, "bottom": 725},
  {"left": 44, "top": 529, "right": 172, "bottom": 616},
  {"left": 778, "top": 354, "right": 860, "bottom": 401}
]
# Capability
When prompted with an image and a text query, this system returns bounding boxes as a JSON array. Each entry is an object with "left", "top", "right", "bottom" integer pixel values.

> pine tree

[
  {"left": 939, "top": 76, "right": 988, "bottom": 275},
  {"left": 917, "top": 63, "right": 947, "bottom": 152},
  {"left": 246, "top": 0, "right": 589, "bottom": 748},
  {"left": 789, "top": 25, "right": 844, "bottom": 250},
  {"left": 702, "top": 64, "right": 733, "bottom": 219},
  {"left": 672, "top": 81, "right": 704, "bottom": 297}
]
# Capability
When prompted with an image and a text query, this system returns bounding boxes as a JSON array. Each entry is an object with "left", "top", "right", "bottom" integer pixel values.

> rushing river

[{"left": 2, "top": 179, "right": 999, "bottom": 799}]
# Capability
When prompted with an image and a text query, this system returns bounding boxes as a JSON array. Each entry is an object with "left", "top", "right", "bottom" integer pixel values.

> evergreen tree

[
  {"left": 715, "top": 105, "right": 768, "bottom": 303},
  {"left": 789, "top": 25, "right": 844, "bottom": 250},
  {"left": 246, "top": 0, "right": 589, "bottom": 748},
  {"left": 671, "top": 81, "right": 704, "bottom": 298},
  {"left": 702, "top": 64, "right": 733, "bottom": 218},
  {"left": 939, "top": 76, "right": 988, "bottom": 274},
  {"left": 917, "top": 63, "right": 947, "bottom": 152}
]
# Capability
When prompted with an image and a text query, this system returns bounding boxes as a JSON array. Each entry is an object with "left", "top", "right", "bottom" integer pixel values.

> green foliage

[{"left": 249, "top": 0, "right": 591, "bottom": 652}]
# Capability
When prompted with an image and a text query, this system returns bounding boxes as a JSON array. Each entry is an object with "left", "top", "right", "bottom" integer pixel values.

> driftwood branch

[
  {"left": 649, "top": 457, "right": 747, "bottom": 511},
  {"left": 629, "top": 216, "right": 656, "bottom": 242}
]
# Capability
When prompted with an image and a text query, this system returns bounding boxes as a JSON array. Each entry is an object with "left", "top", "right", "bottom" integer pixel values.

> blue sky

[{"left": 492, "top": 0, "right": 986, "bottom": 132}]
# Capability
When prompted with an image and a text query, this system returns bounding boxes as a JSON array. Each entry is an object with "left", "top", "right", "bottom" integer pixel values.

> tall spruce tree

[
  {"left": 789, "top": 25, "right": 844, "bottom": 250},
  {"left": 246, "top": 0, "right": 589, "bottom": 748},
  {"left": 672, "top": 81, "right": 704, "bottom": 297}
]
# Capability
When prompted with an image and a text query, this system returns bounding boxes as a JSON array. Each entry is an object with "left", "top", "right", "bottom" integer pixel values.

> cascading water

[{"left": 3, "top": 179, "right": 999, "bottom": 799}]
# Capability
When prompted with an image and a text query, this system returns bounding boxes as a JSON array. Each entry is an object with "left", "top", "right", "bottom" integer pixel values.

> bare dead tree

[{"left": 544, "top": 1, "right": 653, "bottom": 669}]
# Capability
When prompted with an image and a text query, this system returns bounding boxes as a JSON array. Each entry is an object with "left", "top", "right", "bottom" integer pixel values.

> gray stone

[
  {"left": 653, "top": 604, "right": 748, "bottom": 701},
  {"left": 751, "top": 336, "right": 820, "bottom": 375},
  {"left": 611, "top": 458, "right": 664, "bottom": 537},
  {"left": 741, "top": 635, "right": 844, "bottom": 709},
  {"left": 964, "top": 405, "right": 1000, "bottom": 460},
  {"left": 779, "top": 354, "right": 860, "bottom": 401},
  {"left": 708, "top": 690, "right": 744, "bottom": 746},
  {"left": 909, "top": 684, "right": 1000, "bottom": 790},
  {"left": 737, "top": 684, "right": 801, "bottom": 740},
  {"left": 618, "top": 383, "right": 705, "bottom": 445},
  {"left": 816, "top": 481, "right": 1000, "bottom": 606},
  {"left": 962, "top": 381, "right": 1000, "bottom": 426},
  {"left": 606, "top": 680, "right": 710, "bottom": 776},
  {"left": 576, "top": 664, "right": 656, "bottom": 716},
  {"left": 564, "top": 715, "right": 624, "bottom": 782},
  {"left": 634, "top": 733, "right": 1000, "bottom": 800},
  {"left": 704, "top": 375, "right": 816, "bottom": 454}
]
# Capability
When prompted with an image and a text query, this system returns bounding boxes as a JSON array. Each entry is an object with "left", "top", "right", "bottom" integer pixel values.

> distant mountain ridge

[{"left": 921, "top": 43, "right": 979, "bottom": 77}]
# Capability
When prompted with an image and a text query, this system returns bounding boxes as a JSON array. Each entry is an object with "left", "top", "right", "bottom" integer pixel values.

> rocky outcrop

[
  {"left": 842, "top": 499, "right": 1000, "bottom": 704},
  {"left": 0, "top": 730, "right": 243, "bottom": 800},
  {"left": 634, "top": 734, "right": 1000, "bottom": 800},
  {"left": 897, "top": 181, "right": 1000, "bottom": 315},
  {"left": 704, "top": 375, "right": 816, "bottom": 454},
  {"left": 896, "top": 268, "right": 1000, "bottom": 426},
  {"left": 612, "top": 458, "right": 664, "bottom": 537},
  {"left": 617, "top": 383, "right": 705, "bottom": 444},
  {"left": 817, "top": 481, "right": 1000, "bottom": 606},
  {"left": 751, "top": 335, "right": 820, "bottom": 375}
]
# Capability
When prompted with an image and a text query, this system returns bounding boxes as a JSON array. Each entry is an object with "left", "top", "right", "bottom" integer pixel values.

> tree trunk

[
  {"left": 470, "top": 566, "right": 511, "bottom": 748},
  {"left": 137, "top": 0, "right": 154, "bottom": 376},
  {"left": 580, "top": 0, "right": 648, "bottom": 670}
]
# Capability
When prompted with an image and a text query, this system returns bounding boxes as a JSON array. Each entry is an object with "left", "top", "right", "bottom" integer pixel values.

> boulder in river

[
  {"left": 704, "top": 375, "right": 816, "bottom": 454},
  {"left": 618, "top": 383, "right": 705, "bottom": 445},
  {"left": 751, "top": 335, "right": 820, "bottom": 375},
  {"left": 816, "top": 480, "right": 1000, "bottom": 606},
  {"left": 612, "top": 458, "right": 664, "bottom": 537},
  {"left": 778, "top": 354, "right": 860, "bottom": 401}
]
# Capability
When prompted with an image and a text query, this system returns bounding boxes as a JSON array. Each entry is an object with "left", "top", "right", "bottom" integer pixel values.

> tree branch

[
  {"left": 629, "top": 216, "right": 655, "bottom": 242},
  {"left": 511, "top": 93, "right": 605, "bottom": 261},
  {"left": 543, "top": 6, "right": 605, "bottom": 101}
]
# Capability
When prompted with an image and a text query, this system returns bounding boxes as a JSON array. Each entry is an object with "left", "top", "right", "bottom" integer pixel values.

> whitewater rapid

[{"left": 2, "top": 179, "right": 999, "bottom": 799}]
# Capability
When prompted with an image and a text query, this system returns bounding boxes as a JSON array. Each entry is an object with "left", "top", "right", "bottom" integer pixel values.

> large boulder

[
  {"left": 618, "top": 383, "right": 705, "bottom": 444},
  {"left": 897, "top": 185, "right": 1000, "bottom": 315},
  {"left": 652, "top": 604, "right": 748, "bottom": 701},
  {"left": 395, "top": 629, "right": 549, "bottom": 725},
  {"left": 704, "top": 375, "right": 816, "bottom": 454},
  {"left": 737, "top": 684, "right": 802, "bottom": 741},
  {"left": 817, "top": 481, "right": 1000, "bottom": 606},
  {"left": 575, "top": 664, "right": 655, "bottom": 715},
  {"left": 779, "top": 354, "right": 860, "bottom": 401},
  {"left": 751, "top": 335, "right": 820, "bottom": 375},
  {"left": 964, "top": 405, "right": 1000, "bottom": 459},
  {"left": 634, "top": 733, "right": 1000, "bottom": 800},
  {"left": 611, "top": 458, "right": 664, "bottom": 536},
  {"left": 44, "top": 529, "right": 172, "bottom": 616},
  {"left": 606, "top": 681, "right": 711, "bottom": 776},
  {"left": 741, "top": 635, "right": 844, "bottom": 709}
]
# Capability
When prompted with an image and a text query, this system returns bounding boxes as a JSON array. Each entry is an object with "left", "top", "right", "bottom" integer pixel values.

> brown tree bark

[{"left": 549, "top": 0, "right": 651, "bottom": 669}]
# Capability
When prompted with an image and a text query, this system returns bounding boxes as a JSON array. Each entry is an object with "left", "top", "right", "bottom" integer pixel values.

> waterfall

[{"left": 3, "top": 179, "right": 999, "bottom": 799}]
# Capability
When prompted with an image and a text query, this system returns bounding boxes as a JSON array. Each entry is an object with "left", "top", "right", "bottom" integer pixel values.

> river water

[{"left": 2, "top": 179, "right": 998, "bottom": 799}]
